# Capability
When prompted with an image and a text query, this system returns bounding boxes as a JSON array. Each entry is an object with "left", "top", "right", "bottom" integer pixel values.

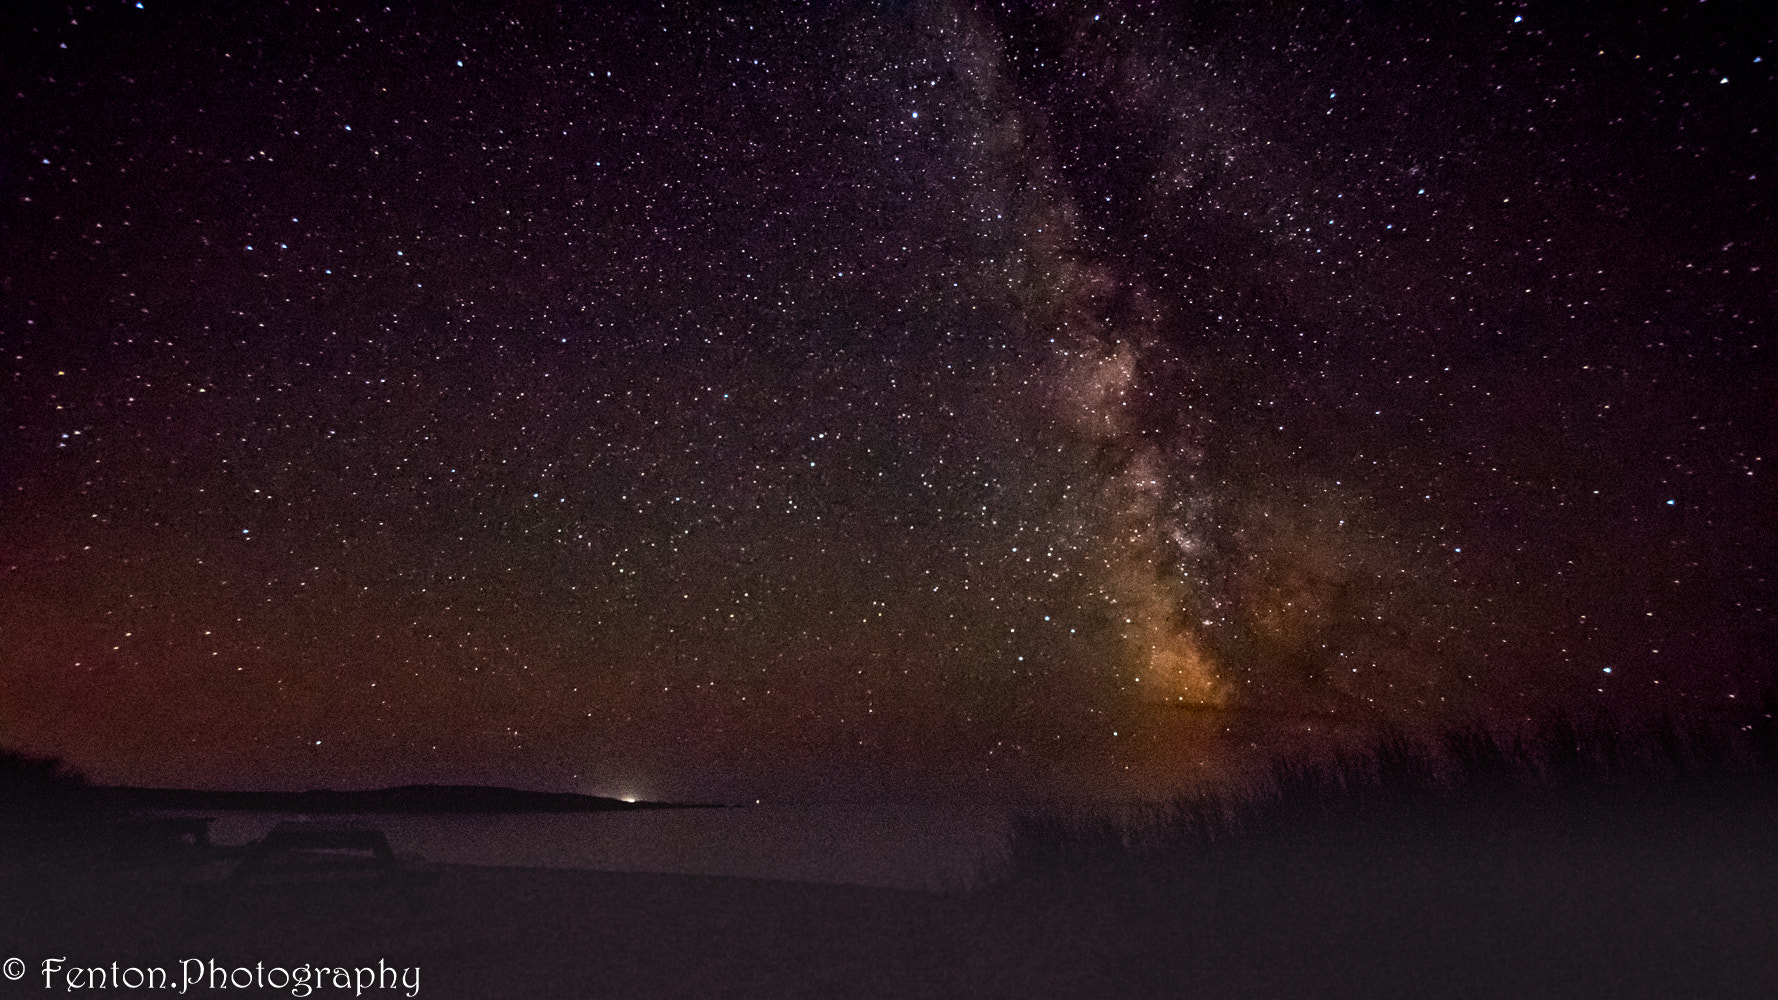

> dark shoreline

[{"left": 6, "top": 813, "right": 1775, "bottom": 999}]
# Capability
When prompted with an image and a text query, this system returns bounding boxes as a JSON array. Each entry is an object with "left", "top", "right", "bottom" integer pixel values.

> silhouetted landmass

[
  {"left": 84, "top": 784, "right": 719, "bottom": 814},
  {"left": 0, "top": 752, "right": 721, "bottom": 820}
]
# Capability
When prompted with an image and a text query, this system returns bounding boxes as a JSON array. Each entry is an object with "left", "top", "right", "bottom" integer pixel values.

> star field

[{"left": 2, "top": 1, "right": 1772, "bottom": 802}]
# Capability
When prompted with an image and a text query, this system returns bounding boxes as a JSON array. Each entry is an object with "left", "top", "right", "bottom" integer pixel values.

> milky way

[{"left": 2, "top": 2, "right": 1771, "bottom": 802}]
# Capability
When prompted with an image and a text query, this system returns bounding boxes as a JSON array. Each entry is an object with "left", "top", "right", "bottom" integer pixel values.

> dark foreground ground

[{"left": 3, "top": 802, "right": 1775, "bottom": 999}]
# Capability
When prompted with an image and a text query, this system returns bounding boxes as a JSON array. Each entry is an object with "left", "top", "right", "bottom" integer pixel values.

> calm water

[{"left": 182, "top": 802, "right": 1014, "bottom": 892}]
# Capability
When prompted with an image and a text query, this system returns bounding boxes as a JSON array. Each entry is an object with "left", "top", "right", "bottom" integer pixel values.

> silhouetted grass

[{"left": 1005, "top": 691, "right": 1778, "bottom": 877}]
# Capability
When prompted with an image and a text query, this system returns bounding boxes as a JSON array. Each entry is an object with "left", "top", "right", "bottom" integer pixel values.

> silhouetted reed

[{"left": 1005, "top": 691, "right": 1778, "bottom": 878}]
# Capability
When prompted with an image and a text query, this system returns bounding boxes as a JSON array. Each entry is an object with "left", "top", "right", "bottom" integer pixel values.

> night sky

[{"left": 3, "top": 1, "right": 1772, "bottom": 804}]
